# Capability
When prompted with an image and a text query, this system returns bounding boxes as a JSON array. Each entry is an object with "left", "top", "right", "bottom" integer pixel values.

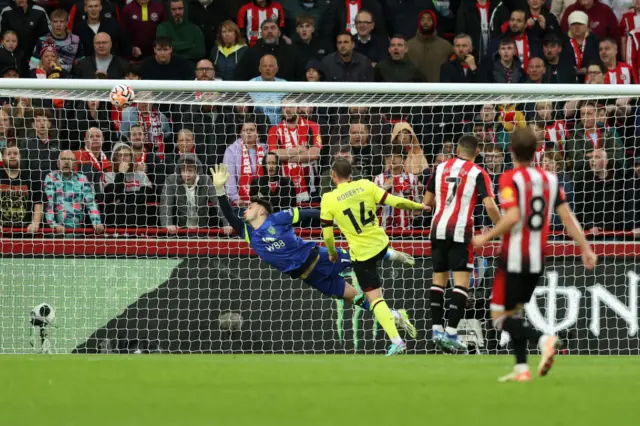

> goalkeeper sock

[
  {"left": 371, "top": 298, "right": 402, "bottom": 344},
  {"left": 445, "top": 286, "right": 469, "bottom": 334},
  {"left": 430, "top": 286, "right": 445, "bottom": 332}
]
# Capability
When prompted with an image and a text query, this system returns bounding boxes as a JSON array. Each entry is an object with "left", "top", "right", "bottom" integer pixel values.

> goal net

[{"left": 0, "top": 80, "right": 638, "bottom": 355}]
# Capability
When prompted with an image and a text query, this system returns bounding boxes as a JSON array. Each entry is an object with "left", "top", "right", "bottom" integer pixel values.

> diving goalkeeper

[{"left": 210, "top": 164, "right": 417, "bottom": 337}]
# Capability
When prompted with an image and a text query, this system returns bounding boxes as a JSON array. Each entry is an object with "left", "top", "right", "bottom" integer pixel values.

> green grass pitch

[{"left": 1, "top": 355, "right": 638, "bottom": 426}]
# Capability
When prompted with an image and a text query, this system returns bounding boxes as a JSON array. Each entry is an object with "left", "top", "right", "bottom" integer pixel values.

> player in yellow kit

[{"left": 320, "top": 158, "right": 429, "bottom": 355}]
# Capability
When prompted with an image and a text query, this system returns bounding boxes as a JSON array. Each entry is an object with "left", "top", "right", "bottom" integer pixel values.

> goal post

[{"left": 0, "top": 80, "right": 638, "bottom": 355}]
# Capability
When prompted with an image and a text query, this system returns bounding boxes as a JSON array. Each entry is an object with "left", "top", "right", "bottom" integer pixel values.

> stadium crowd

[{"left": 0, "top": 0, "right": 639, "bottom": 237}]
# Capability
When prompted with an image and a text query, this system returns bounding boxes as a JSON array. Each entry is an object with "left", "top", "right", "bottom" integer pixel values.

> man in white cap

[
  {"left": 560, "top": 0, "right": 620, "bottom": 40},
  {"left": 565, "top": 10, "right": 600, "bottom": 81}
]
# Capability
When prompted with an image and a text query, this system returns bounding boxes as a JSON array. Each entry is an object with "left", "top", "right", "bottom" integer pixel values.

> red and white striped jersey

[
  {"left": 498, "top": 166, "right": 567, "bottom": 274},
  {"left": 426, "top": 157, "right": 494, "bottom": 243},
  {"left": 604, "top": 61, "right": 638, "bottom": 84},
  {"left": 545, "top": 120, "right": 567, "bottom": 150},
  {"left": 373, "top": 171, "right": 420, "bottom": 230},
  {"left": 237, "top": 2, "right": 285, "bottom": 46}
]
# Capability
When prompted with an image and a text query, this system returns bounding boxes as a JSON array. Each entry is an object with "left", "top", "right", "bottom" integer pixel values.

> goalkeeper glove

[{"left": 210, "top": 164, "right": 230, "bottom": 196}]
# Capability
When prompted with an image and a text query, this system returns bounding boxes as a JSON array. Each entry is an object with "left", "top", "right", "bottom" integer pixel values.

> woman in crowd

[
  {"left": 30, "top": 46, "right": 69, "bottom": 79},
  {"left": 101, "top": 143, "right": 154, "bottom": 227},
  {"left": 210, "top": 20, "right": 247, "bottom": 81}
]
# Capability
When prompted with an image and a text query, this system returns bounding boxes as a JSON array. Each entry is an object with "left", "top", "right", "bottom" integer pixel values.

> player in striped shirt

[
  {"left": 472, "top": 128, "right": 597, "bottom": 382},
  {"left": 423, "top": 135, "right": 501, "bottom": 353}
]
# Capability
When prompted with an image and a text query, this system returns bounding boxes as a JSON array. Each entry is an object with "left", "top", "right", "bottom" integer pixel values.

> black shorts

[
  {"left": 491, "top": 268, "right": 542, "bottom": 312},
  {"left": 431, "top": 239, "right": 474, "bottom": 273},
  {"left": 352, "top": 246, "right": 388, "bottom": 292}
]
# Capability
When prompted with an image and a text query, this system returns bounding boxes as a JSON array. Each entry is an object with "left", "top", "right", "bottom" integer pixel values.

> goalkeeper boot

[
  {"left": 498, "top": 369, "right": 532, "bottom": 383},
  {"left": 385, "top": 341, "right": 407, "bottom": 356},
  {"left": 432, "top": 330, "right": 453, "bottom": 353},
  {"left": 444, "top": 333, "right": 468, "bottom": 353},
  {"left": 353, "top": 292, "right": 367, "bottom": 308},
  {"left": 394, "top": 309, "right": 417, "bottom": 339},
  {"left": 538, "top": 335, "right": 562, "bottom": 377}
]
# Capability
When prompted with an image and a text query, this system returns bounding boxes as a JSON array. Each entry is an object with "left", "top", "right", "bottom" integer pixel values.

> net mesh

[{"left": 0, "top": 84, "right": 638, "bottom": 355}]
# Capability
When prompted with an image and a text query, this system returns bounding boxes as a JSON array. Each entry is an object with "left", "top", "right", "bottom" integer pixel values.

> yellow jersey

[{"left": 320, "top": 179, "right": 390, "bottom": 261}]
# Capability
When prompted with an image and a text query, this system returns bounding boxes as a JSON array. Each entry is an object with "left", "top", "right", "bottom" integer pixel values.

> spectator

[
  {"left": 249, "top": 151, "right": 296, "bottom": 210},
  {"left": 324, "top": 0, "right": 386, "bottom": 40},
  {"left": 619, "top": 0, "right": 640, "bottom": 63},
  {"left": 560, "top": 0, "right": 620, "bottom": 40},
  {"left": 526, "top": 56, "right": 547, "bottom": 82},
  {"left": 599, "top": 37, "right": 637, "bottom": 83},
  {"left": 0, "top": 109, "right": 14, "bottom": 153},
  {"left": 29, "top": 9, "right": 82, "bottom": 73},
  {"left": 0, "top": 143, "right": 42, "bottom": 232},
  {"left": 488, "top": 9, "right": 543, "bottom": 71},
  {"left": 67, "top": 0, "right": 120, "bottom": 32},
  {"left": 407, "top": 10, "right": 452, "bottom": 83},
  {"left": 249, "top": 54, "right": 287, "bottom": 125},
  {"left": 294, "top": 14, "right": 330, "bottom": 65},
  {"left": 319, "top": 145, "right": 363, "bottom": 194},
  {"left": 353, "top": 9, "right": 388, "bottom": 65},
  {"left": 194, "top": 58, "right": 219, "bottom": 81},
  {"left": 72, "top": 32, "right": 130, "bottom": 79},
  {"left": 551, "top": 0, "right": 574, "bottom": 20},
  {"left": 163, "top": 127, "right": 203, "bottom": 177},
  {"left": 375, "top": 34, "right": 424, "bottom": 82},
  {"left": 121, "top": 0, "right": 166, "bottom": 60},
  {"left": 140, "top": 37, "right": 194, "bottom": 81},
  {"left": 44, "top": 150, "right": 105, "bottom": 233},
  {"left": 341, "top": 120, "right": 383, "bottom": 178},
  {"left": 128, "top": 124, "right": 163, "bottom": 189},
  {"left": 157, "top": 0, "right": 205, "bottom": 63},
  {"left": 480, "top": 37, "right": 525, "bottom": 83},
  {"left": 101, "top": 143, "right": 153, "bottom": 226},
  {"left": 238, "top": 0, "right": 285, "bottom": 47},
  {"left": 222, "top": 119, "right": 269, "bottom": 207},
  {"left": 22, "top": 108, "right": 59, "bottom": 179},
  {"left": 74, "top": 127, "right": 112, "bottom": 188},
  {"left": 456, "top": 0, "right": 508, "bottom": 62},
  {"left": 68, "top": 98, "right": 117, "bottom": 152},
  {"left": 565, "top": 11, "right": 599, "bottom": 80},
  {"left": 121, "top": 102, "right": 172, "bottom": 160},
  {"left": 482, "top": 143, "right": 504, "bottom": 188},
  {"left": 573, "top": 148, "right": 634, "bottom": 233},
  {"left": 390, "top": 122, "right": 429, "bottom": 175},
  {"left": 541, "top": 149, "right": 574, "bottom": 230},
  {"left": 529, "top": 120, "right": 554, "bottom": 165},
  {"left": 305, "top": 59, "right": 326, "bottom": 81},
  {"left": 383, "top": 0, "right": 443, "bottom": 40},
  {"left": 72, "top": 0, "right": 127, "bottom": 58},
  {"left": 374, "top": 148, "right": 420, "bottom": 230},
  {"left": 234, "top": 19, "right": 305, "bottom": 81},
  {"left": 210, "top": 20, "right": 247, "bottom": 81},
  {"left": 524, "top": 0, "right": 562, "bottom": 43},
  {"left": 29, "top": 45, "right": 70, "bottom": 79},
  {"left": 159, "top": 153, "right": 223, "bottom": 233},
  {"left": 282, "top": 0, "right": 330, "bottom": 42},
  {"left": 322, "top": 31, "right": 374, "bottom": 82},
  {"left": 0, "top": 0, "right": 49, "bottom": 61},
  {"left": 565, "top": 102, "right": 624, "bottom": 171},
  {"left": 535, "top": 101, "right": 568, "bottom": 149},
  {"left": 188, "top": 0, "right": 235, "bottom": 55},
  {"left": 267, "top": 99, "right": 322, "bottom": 202},
  {"left": 543, "top": 33, "right": 577, "bottom": 83},
  {"left": 0, "top": 30, "right": 24, "bottom": 77},
  {"left": 440, "top": 33, "right": 478, "bottom": 82}
]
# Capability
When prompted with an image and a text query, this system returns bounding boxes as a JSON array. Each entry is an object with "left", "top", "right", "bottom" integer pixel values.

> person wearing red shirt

[
  {"left": 619, "top": 0, "right": 640, "bottom": 62},
  {"left": 267, "top": 101, "right": 322, "bottom": 203},
  {"left": 560, "top": 0, "right": 620, "bottom": 41},
  {"left": 599, "top": 37, "right": 637, "bottom": 84},
  {"left": 237, "top": 0, "right": 285, "bottom": 46}
]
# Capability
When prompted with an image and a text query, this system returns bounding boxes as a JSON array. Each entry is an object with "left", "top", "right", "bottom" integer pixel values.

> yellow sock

[{"left": 371, "top": 298, "right": 401, "bottom": 342}]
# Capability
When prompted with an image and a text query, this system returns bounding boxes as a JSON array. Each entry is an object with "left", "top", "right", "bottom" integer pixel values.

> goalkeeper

[{"left": 210, "top": 164, "right": 416, "bottom": 338}]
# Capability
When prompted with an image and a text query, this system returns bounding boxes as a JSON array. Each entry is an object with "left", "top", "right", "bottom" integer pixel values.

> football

[{"left": 110, "top": 84, "right": 135, "bottom": 108}]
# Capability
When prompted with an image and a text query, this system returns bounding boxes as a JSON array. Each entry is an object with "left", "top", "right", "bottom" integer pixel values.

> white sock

[
  {"left": 391, "top": 336, "right": 403, "bottom": 345},
  {"left": 433, "top": 325, "right": 444, "bottom": 333},
  {"left": 515, "top": 363, "right": 529, "bottom": 374},
  {"left": 391, "top": 309, "right": 400, "bottom": 320},
  {"left": 445, "top": 326, "right": 457, "bottom": 336},
  {"left": 538, "top": 335, "right": 547, "bottom": 351}
]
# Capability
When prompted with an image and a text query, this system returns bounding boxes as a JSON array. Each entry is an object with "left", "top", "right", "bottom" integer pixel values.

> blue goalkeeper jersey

[{"left": 242, "top": 208, "right": 317, "bottom": 274}]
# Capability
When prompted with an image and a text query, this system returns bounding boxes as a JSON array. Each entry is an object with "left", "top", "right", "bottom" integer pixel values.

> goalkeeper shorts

[{"left": 301, "top": 246, "right": 351, "bottom": 298}]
